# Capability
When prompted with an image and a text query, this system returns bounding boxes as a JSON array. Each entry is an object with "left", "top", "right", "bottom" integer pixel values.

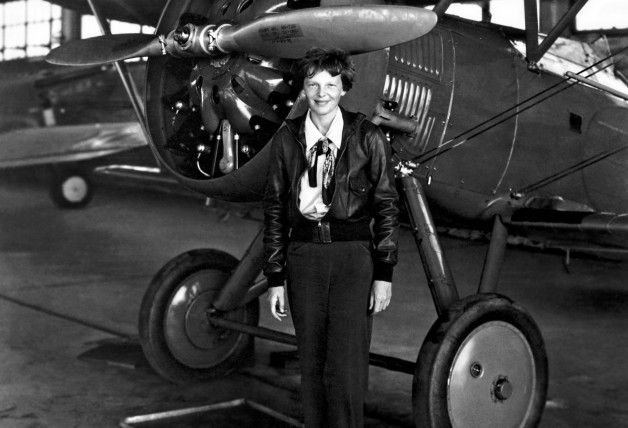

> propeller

[
  {"left": 216, "top": 6, "right": 437, "bottom": 58},
  {"left": 47, "top": 6, "right": 437, "bottom": 66},
  {"left": 46, "top": 34, "right": 164, "bottom": 66}
]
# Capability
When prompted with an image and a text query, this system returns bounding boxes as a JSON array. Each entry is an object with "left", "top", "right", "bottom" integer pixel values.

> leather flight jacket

[{"left": 263, "top": 108, "right": 400, "bottom": 287}]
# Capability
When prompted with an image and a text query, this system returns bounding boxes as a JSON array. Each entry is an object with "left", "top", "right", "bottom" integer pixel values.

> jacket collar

[
  {"left": 304, "top": 108, "right": 344, "bottom": 150},
  {"left": 285, "top": 106, "right": 364, "bottom": 149}
]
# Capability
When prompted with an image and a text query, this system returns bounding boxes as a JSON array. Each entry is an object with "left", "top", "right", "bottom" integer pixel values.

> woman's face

[{"left": 303, "top": 70, "right": 346, "bottom": 119}]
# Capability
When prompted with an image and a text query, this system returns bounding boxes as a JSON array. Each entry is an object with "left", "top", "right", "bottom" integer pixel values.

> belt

[{"left": 290, "top": 219, "right": 371, "bottom": 243}]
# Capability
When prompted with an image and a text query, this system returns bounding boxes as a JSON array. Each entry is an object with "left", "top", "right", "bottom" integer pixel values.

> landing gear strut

[{"left": 401, "top": 174, "right": 548, "bottom": 427}]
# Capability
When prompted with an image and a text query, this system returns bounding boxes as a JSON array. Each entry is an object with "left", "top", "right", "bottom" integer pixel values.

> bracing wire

[
  {"left": 519, "top": 140, "right": 628, "bottom": 193},
  {"left": 415, "top": 44, "right": 628, "bottom": 167}
]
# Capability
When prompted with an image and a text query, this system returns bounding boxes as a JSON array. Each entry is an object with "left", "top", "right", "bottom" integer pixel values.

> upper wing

[
  {"left": 15, "top": 0, "right": 168, "bottom": 26},
  {"left": 0, "top": 122, "right": 147, "bottom": 169}
]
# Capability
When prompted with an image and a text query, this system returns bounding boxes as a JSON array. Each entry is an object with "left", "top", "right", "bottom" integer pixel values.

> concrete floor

[{"left": 0, "top": 168, "right": 627, "bottom": 428}]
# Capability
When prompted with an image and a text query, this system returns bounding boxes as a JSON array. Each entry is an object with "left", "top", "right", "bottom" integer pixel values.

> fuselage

[{"left": 387, "top": 16, "right": 628, "bottom": 224}]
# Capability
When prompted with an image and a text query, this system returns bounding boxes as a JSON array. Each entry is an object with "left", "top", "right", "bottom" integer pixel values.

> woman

[{"left": 263, "top": 48, "right": 399, "bottom": 428}]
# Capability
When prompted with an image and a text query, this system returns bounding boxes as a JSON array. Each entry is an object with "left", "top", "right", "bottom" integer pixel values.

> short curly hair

[{"left": 297, "top": 48, "right": 355, "bottom": 92}]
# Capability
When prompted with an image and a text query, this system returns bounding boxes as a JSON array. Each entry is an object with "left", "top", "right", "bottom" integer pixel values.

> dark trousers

[{"left": 286, "top": 240, "right": 374, "bottom": 428}]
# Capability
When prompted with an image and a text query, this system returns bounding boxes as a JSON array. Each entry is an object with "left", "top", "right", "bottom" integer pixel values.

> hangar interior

[{"left": 0, "top": 1, "right": 627, "bottom": 427}]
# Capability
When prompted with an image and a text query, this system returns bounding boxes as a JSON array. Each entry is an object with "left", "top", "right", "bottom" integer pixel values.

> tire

[
  {"left": 139, "top": 249, "right": 260, "bottom": 384},
  {"left": 413, "top": 293, "right": 548, "bottom": 428},
  {"left": 50, "top": 168, "right": 93, "bottom": 209}
]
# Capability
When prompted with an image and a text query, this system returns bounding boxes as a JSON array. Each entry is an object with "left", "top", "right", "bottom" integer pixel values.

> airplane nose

[{"left": 583, "top": 107, "right": 628, "bottom": 213}]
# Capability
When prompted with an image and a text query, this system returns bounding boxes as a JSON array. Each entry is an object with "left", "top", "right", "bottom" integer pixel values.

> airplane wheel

[
  {"left": 413, "top": 293, "right": 548, "bottom": 428},
  {"left": 139, "top": 249, "right": 259, "bottom": 384},
  {"left": 50, "top": 169, "right": 93, "bottom": 209}
]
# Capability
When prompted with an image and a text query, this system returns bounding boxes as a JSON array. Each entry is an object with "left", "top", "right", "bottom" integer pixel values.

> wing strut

[
  {"left": 85, "top": 0, "right": 151, "bottom": 145},
  {"left": 526, "top": 0, "right": 589, "bottom": 65},
  {"left": 432, "top": 0, "right": 454, "bottom": 19},
  {"left": 524, "top": 0, "right": 539, "bottom": 65}
]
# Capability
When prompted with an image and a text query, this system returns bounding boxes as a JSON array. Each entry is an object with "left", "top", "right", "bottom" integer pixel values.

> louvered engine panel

[{"left": 382, "top": 32, "right": 444, "bottom": 154}]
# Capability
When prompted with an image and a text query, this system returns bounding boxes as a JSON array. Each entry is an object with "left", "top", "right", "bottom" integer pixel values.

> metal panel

[
  {"left": 390, "top": 32, "right": 443, "bottom": 80},
  {"left": 382, "top": 32, "right": 445, "bottom": 155}
]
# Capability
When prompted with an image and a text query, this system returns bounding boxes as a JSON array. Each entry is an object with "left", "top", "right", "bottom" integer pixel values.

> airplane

[
  {"left": 0, "top": 55, "right": 155, "bottom": 208},
  {"left": 40, "top": 0, "right": 628, "bottom": 426}
]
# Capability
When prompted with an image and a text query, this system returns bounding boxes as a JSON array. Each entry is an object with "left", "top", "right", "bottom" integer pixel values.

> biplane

[
  {"left": 41, "top": 0, "right": 628, "bottom": 426},
  {"left": 0, "top": 57, "right": 150, "bottom": 207}
]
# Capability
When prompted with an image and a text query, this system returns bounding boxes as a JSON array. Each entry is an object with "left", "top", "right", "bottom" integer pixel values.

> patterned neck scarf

[{"left": 307, "top": 137, "right": 336, "bottom": 205}]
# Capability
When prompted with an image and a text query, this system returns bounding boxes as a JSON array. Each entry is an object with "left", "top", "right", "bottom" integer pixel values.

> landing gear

[
  {"left": 136, "top": 174, "right": 548, "bottom": 426},
  {"left": 139, "top": 249, "right": 259, "bottom": 384},
  {"left": 413, "top": 294, "right": 548, "bottom": 428},
  {"left": 50, "top": 168, "right": 93, "bottom": 209}
]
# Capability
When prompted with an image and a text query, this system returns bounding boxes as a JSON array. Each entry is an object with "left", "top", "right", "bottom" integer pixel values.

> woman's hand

[
  {"left": 267, "top": 286, "right": 288, "bottom": 321},
  {"left": 369, "top": 280, "right": 392, "bottom": 314}
]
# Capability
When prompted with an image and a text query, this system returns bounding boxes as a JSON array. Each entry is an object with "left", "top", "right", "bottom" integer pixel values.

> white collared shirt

[{"left": 299, "top": 108, "right": 344, "bottom": 219}]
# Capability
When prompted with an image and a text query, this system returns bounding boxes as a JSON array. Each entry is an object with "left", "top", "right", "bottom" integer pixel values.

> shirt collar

[{"left": 304, "top": 107, "right": 344, "bottom": 149}]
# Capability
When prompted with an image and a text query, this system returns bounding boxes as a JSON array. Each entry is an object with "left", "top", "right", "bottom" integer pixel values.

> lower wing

[
  {"left": 505, "top": 207, "right": 628, "bottom": 256},
  {"left": 0, "top": 122, "right": 147, "bottom": 169}
]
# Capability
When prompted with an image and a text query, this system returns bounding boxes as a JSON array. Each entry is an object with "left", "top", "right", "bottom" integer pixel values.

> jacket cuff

[
  {"left": 266, "top": 273, "right": 285, "bottom": 288},
  {"left": 373, "top": 261, "right": 394, "bottom": 282}
]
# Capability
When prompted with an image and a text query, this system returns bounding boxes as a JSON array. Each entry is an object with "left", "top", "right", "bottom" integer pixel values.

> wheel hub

[
  {"left": 184, "top": 291, "right": 229, "bottom": 349},
  {"left": 164, "top": 270, "right": 246, "bottom": 369},
  {"left": 448, "top": 321, "right": 536, "bottom": 428},
  {"left": 493, "top": 377, "right": 513, "bottom": 401},
  {"left": 62, "top": 176, "right": 88, "bottom": 202}
]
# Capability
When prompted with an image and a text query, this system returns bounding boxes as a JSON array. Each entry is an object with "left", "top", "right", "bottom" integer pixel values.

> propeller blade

[
  {"left": 46, "top": 34, "right": 162, "bottom": 65},
  {"left": 216, "top": 6, "right": 437, "bottom": 58}
]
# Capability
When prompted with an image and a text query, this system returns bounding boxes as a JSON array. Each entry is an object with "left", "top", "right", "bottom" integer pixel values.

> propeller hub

[
  {"left": 166, "top": 23, "right": 231, "bottom": 58},
  {"left": 173, "top": 26, "right": 191, "bottom": 44}
]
